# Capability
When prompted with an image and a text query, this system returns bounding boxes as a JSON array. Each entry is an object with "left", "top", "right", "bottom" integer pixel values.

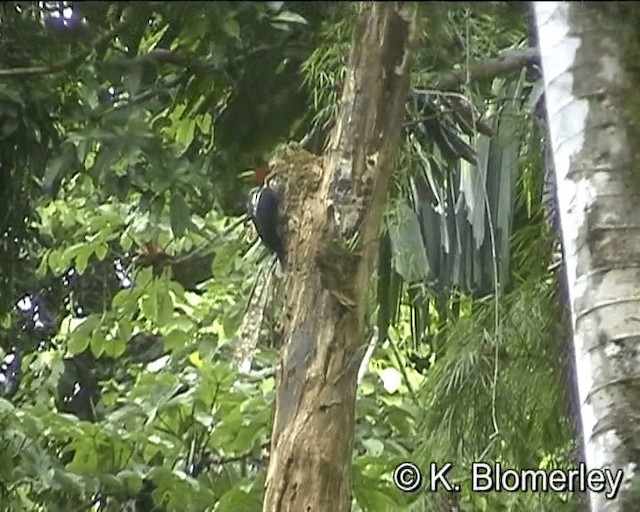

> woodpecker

[{"left": 247, "top": 168, "right": 286, "bottom": 274}]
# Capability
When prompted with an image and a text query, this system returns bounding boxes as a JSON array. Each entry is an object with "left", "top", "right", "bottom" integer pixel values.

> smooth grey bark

[{"left": 535, "top": 2, "right": 640, "bottom": 510}]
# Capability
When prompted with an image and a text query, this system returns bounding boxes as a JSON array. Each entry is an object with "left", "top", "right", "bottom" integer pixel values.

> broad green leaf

[
  {"left": 163, "top": 328, "right": 190, "bottom": 350},
  {"left": 229, "top": 422, "right": 267, "bottom": 452},
  {"left": 61, "top": 243, "right": 83, "bottom": 265},
  {"left": 378, "top": 367, "right": 402, "bottom": 394},
  {"left": 95, "top": 243, "right": 108, "bottom": 261},
  {"left": 68, "top": 333, "right": 91, "bottom": 355},
  {"left": 116, "top": 469, "right": 144, "bottom": 491},
  {"left": 357, "top": 488, "right": 401, "bottom": 512},
  {"left": 2, "top": 117, "right": 19, "bottom": 138},
  {"left": 140, "top": 24, "right": 170, "bottom": 53},
  {"left": 67, "top": 316, "right": 100, "bottom": 355},
  {"left": 90, "top": 146, "right": 119, "bottom": 182},
  {"left": 272, "top": 11, "right": 307, "bottom": 24},
  {"left": 176, "top": 119, "right": 196, "bottom": 148},
  {"left": 37, "top": 250, "right": 50, "bottom": 275},
  {"left": 188, "top": 351, "right": 202, "bottom": 368},
  {"left": 78, "top": 80, "right": 99, "bottom": 109},
  {"left": 0, "top": 398, "right": 15, "bottom": 413},
  {"left": 76, "top": 138, "right": 89, "bottom": 164},
  {"left": 52, "top": 469, "right": 85, "bottom": 494},
  {"left": 140, "top": 286, "right": 158, "bottom": 321},
  {"left": 387, "top": 201, "right": 430, "bottom": 282},
  {"left": 260, "top": 377, "right": 274, "bottom": 393},
  {"left": 75, "top": 245, "right": 92, "bottom": 274},
  {"left": 104, "top": 335, "right": 127, "bottom": 358},
  {"left": 0, "top": 84, "right": 25, "bottom": 105},
  {"left": 223, "top": 17, "right": 240, "bottom": 39},
  {"left": 66, "top": 442, "right": 98, "bottom": 474},
  {"left": 169, "top": 192, "right": 191, "bottom": 237},
  {"left": 101, "top": 473, "right": 124, "bottom": 494},
  {"left": 165, "top": 315, "right": 195, "bottom": 333},
  {"left": 196, "top": 113, "right": 212, "bottom": 135},
  {"left": 120, "top": 231, "right": 133, "bottom": 251},
  {"left": 90, "top": 331, "right": 106, "bottom": 358},
  {"left": 266, "top": 2, "right": 284, "bottom": 11},
  {"left": 59, "top": 316, "right": 87, "bottom": 337},
  {"left": 113, "top": 288, "right": 137, "bottom": 310},
  {"left": 358, "top": 379, "right": 375, "bottom": 396},
  {"left": 193, "top": 410, "right": 214, "bottom": 428},
  {"left": 43, "top": 145, "right": 76, "bottom": 192},
  {"left": 216, "top": 488, "right": 262, "bottom": 512},
  {"left": 118, "top": 317, "right": 133, "bottom": 344},
  {"left": 362, "top": 438, "right": 384, "bottom": 457}
]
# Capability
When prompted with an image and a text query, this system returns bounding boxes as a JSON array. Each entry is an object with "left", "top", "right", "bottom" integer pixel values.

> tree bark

[
  {"left": 535, "top": 3, "right": 640, "bottom": 510},
  {"left": 262, "top": 3, "right": 415, "bottom": 511}
]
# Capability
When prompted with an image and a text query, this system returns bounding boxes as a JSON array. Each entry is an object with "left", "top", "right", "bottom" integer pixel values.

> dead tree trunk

[{"left": 263, "top": 3, "right": 415, "bottom": 512}]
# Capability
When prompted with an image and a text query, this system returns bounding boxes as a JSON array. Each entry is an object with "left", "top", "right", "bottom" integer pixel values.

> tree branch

[
  {"left": 100, "top": 49, "right": 197, "bottom": 70},
  {"left": 0, "top": 19, "right": 129, "bottom": 79},
  {"left": 109, "top": 73, "right": 190, "bottom": 113},
  {"left": 429, "top": 47, "right": 539, "bottom": 90},
  {"left": 357, "top": 327, "right": 379, "bottom": 383},
  {"left": 102, "top": 43, "right": 289, "bottom": 113}
]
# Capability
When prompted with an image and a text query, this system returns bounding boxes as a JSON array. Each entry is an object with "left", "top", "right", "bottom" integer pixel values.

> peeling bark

[{"left": 262, "top": 3, "right": 416, "bottom": 511}]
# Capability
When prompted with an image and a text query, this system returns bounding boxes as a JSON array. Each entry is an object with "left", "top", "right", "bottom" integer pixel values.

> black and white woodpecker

[{"left": 247, "top": 167, "right": 286, "bottom": 275}]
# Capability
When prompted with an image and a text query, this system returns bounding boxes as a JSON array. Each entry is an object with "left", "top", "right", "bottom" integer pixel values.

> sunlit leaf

[
  {"left": 95, "top": 243, "right": 108, "bottom": 261},
  {"left": 164, "top": 328, "right": 190, "bottom": 350},
  {"left": 188, "top": 351, "right": 203, "bottom": 368},
  {"left": 176, "top": 119, "right": 196, "bottom": 148},
  {"left": 75, "top": 245, "right": 92, "bottom": 275},
  {"left": 90, "top": 331, "right": 106, "bottom": 357},
  {"left": 104, "top": 335, "right": 127, "bottom": 358},
  {"left": 378, "top": 367, "right": 402, "bottom": 394},
  {"left": 272, "top": 11, "right": 308, "bottom": 24},
  {"left": 140, "top": 283, "right": 158, "bottom": 320},
  {"left": 68, "top": 331, "right": 91, "bottom": 355}
]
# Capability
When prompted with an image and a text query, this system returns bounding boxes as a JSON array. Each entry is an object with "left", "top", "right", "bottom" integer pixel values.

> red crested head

[{"left": 254, "top": 167, "right": 269, "bottom": 185}]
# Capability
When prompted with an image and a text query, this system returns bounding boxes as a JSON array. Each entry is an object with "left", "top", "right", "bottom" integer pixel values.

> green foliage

[
  {"left": 300, "top": 4, "right": 355, "bottom": 146},
  {"left": 0, "top": 2, "right": 316, "bottom": 510},
  {"left": 0, "top": 2, "right": 577, "bottom": 511}
]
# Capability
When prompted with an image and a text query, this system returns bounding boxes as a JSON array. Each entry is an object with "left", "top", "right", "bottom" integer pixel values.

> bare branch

[
  {"left": 357, "top": 327, "right": 379, "bottom": 383},
  {"left": 100, "top": 49, "right": 197, "bottom": 70},
  {"left": 103, "top": 43, "right": 282, "bottom": 73},
  {"left": 0, "top": 19, "right": 129, "bottom": 79},
  {"left": 429, "top": 47, "right": 539, "bottom": 90}
]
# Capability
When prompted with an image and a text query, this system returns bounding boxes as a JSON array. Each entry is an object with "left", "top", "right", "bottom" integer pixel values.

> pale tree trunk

[
  {"left": 262, "top": 3, "right": 415, "bottom": 511},
  {"left": 535, "top": 3, "right": 640, "bottom": 510}
]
